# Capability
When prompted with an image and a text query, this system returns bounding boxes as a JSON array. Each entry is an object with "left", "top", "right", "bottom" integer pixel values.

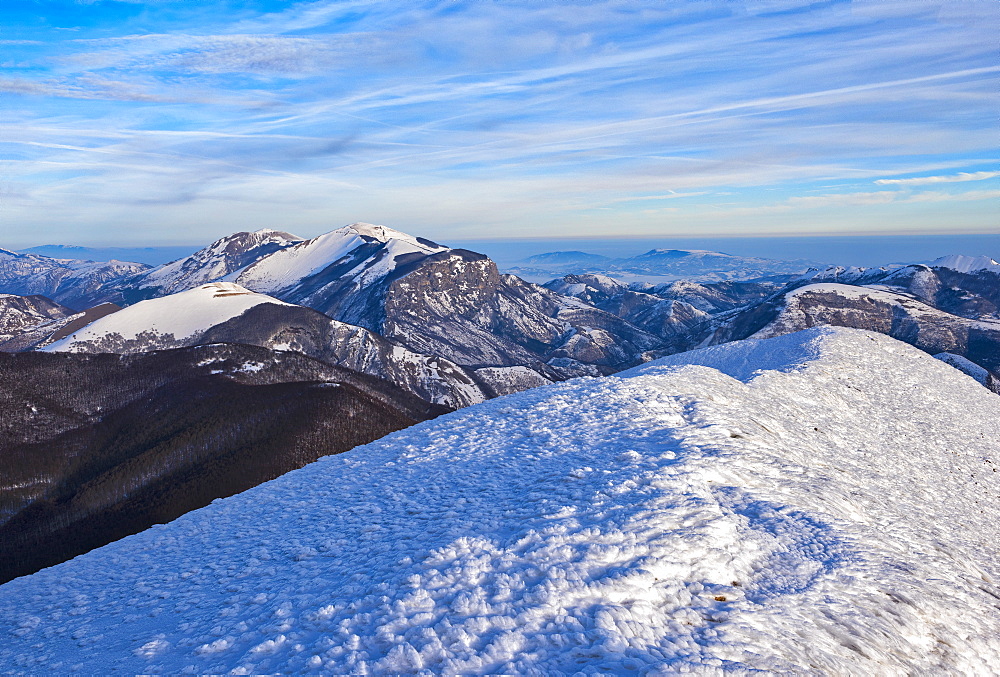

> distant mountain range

[
  {"left": 3, "top": 226, "right": 998, "bottom": 398},
  {"left": 505, "top": 247, "right": 821, "bottom": 283},
  {"left": 17, "top": 244, "right": 198, "bottom": 266},
  {"left": 547, "top": 259, "right": 1000, "bottom": 392},
  {"left": 2, "top": 223, "right": 999, "bottom": 584}
]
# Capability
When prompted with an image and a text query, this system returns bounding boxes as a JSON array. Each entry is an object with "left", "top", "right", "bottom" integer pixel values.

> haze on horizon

[{"left": 1, "top": 0, "right": 997, "bottom": 248}]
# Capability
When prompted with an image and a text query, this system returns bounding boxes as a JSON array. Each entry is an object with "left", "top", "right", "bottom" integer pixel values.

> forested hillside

[{"left": 0, "top": 345, "right": 446, "bottom": 583}]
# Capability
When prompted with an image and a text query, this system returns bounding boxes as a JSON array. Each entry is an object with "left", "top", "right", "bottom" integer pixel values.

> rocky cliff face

[
  {"left": 2, "top": 226, "right": 667, "bottom": 389},
  {"left": 228, "top": 225, "right": 665, "bottom": 376},
  {"left": 0, "top": 300, "right": 122, "bottom": 353},
  {"left": 797, "top": 263, "right": 1000, "bottom": 320},
  {"left": 381, "top": 251, "right": 664, "bottom": 373},
  {"left": 201, "top": 302, "right": 490, "bottom": 408},
  {"left": 643, "top": 279, "right": 784, "bottom": 314},
  {"left": 7, "top": 224, "right": 999, "bottom": 405},
  {"left": 545, "top": 274, "right": 710, "bottom": 341},
  {"left": 44, "top": 283, "right": 488, "bottom": 409}
]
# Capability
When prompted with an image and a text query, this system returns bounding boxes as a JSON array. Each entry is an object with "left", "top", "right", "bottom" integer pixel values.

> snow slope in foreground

[{"left": 3, "top": 327, "right": 1000, "bottom": 674}]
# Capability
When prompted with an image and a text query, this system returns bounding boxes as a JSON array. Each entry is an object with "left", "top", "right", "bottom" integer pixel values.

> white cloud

[
  {"left": 64, "top": 33, "right": 352, "bottom": 76},
  {"left": 0, "top": 75, "right": 163, "bottom": 101},
  {"left": 874, "top": 170, "right": 1000, "bottom": 186},
  {"left": 787, "top": 191, "right": 901, "bottom": 208},
  {"left": 904, "top": 189, "right": 1000, "bottom": 202}
]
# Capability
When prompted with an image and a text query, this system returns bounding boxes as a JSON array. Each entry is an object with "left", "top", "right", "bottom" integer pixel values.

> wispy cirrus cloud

[
  {"left": 0, "top": 75, "right": 164, "bottom": 102},
  {"left": 63, "top": 33, "right": 372, "bottom": 76},
  {"left": 875, "top": 170, "right": 1000, "bottom": 186},
  {"left": 719, "top": 187, "right": 1000, "bottom": 215}
]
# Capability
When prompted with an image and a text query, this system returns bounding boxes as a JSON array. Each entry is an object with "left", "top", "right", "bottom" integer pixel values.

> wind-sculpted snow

[
  {"left": 935, "top": 352, "right": 1000, "bottom": 394},
  {"left": 2, "top": 327, "right": 999, "bottom": 673},
  {"left": 622, "top": 329, "right": 826, "bottom": 383},
  {"left": 474, "top": 365, "right": 553, "bottom": 397}
]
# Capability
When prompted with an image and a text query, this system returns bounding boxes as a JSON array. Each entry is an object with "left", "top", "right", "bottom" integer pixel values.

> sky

[{"left": 1, "top": 0, "right": 998, "bottom": 248}]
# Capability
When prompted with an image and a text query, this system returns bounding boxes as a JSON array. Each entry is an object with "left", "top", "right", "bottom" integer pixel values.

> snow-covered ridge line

[
  {"left": 232, "top": 223, "right": 447, "bottom": 294},
  {"left": 44, "top": 282, "right": 291, "bottom": 352},
  {"left": 136, "top": 229, "right": 303, "bottom": 295},
  {"left": 2, "top": 327, "right": 998, "bottom": 674},
  {"left": 782, "top": 282, "right": 1000, "bottom": 330},
  {"left": 931, "top": 253, "right": 1000, "bottom": 273}
]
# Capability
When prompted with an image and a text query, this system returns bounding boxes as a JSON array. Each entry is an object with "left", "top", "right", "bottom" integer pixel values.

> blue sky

[{"left": 1, "top": 0, "right": 998, "bottom": 247}]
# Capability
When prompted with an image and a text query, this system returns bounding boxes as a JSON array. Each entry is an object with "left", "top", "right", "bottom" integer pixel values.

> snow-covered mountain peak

[
  {"left": 343, "top": 222, "right": 445, "bottom": 251},
  {"left": 182, "top": 229, "right": 301, "bottom": 261},
  {"left": 233, "top": 223, "right": 450, "bottom": 298},
  {"left": 136, "top": 230, "right": 304, "bottom": 296},
  {"left": 45, "top": 283, "right": 292, "bottom": 353},
  {"left": 251, "top": 227, "right": 298, "bottom": 237},
  {"left": 931, "top": 253, "right": 1000, "bottom": 273}
]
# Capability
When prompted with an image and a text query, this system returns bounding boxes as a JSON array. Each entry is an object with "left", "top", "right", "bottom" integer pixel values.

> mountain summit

[
  {"left": 45, "top": 282, "right": 293, "bottom": 354},
  {"left": 120, "top": 229, "right": 304, "bottom": 301}
]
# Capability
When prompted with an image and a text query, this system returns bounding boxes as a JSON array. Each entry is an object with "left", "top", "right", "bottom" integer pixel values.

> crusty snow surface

[{"left": 3, "top": 327, "right": 1000, "bottom": 674}]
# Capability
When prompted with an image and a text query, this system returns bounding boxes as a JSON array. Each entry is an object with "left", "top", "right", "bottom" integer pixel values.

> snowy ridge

[
  {"left": 2, "top": 327, "right": 999, "bottom": 673},
  {"left": 135, "top": 229, "right": 303, "bottom": 295},
  {"left": 775, "top": 283, "right": 1000, "bottom": 332},
  {"left": 45, "top": 282, "right": 292, "bottom": 353},
  {"left": 931, "top": 254, "right": 1000, "bottom": 274},
  {"left": 796, "top": 264, "right": 890, "bottom": 284},
  {"left": 233, "top": 223, "right": 447, "bottom": 295}
]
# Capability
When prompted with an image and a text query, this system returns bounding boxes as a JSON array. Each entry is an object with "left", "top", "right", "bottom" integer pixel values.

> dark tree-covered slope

[{"left": 0, "top": 344, "right": 446, "bottom": 584}]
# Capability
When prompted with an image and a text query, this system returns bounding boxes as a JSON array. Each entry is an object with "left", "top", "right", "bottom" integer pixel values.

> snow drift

[{"left": 1, "top": 326, "right": 999, "bottom": 674}]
